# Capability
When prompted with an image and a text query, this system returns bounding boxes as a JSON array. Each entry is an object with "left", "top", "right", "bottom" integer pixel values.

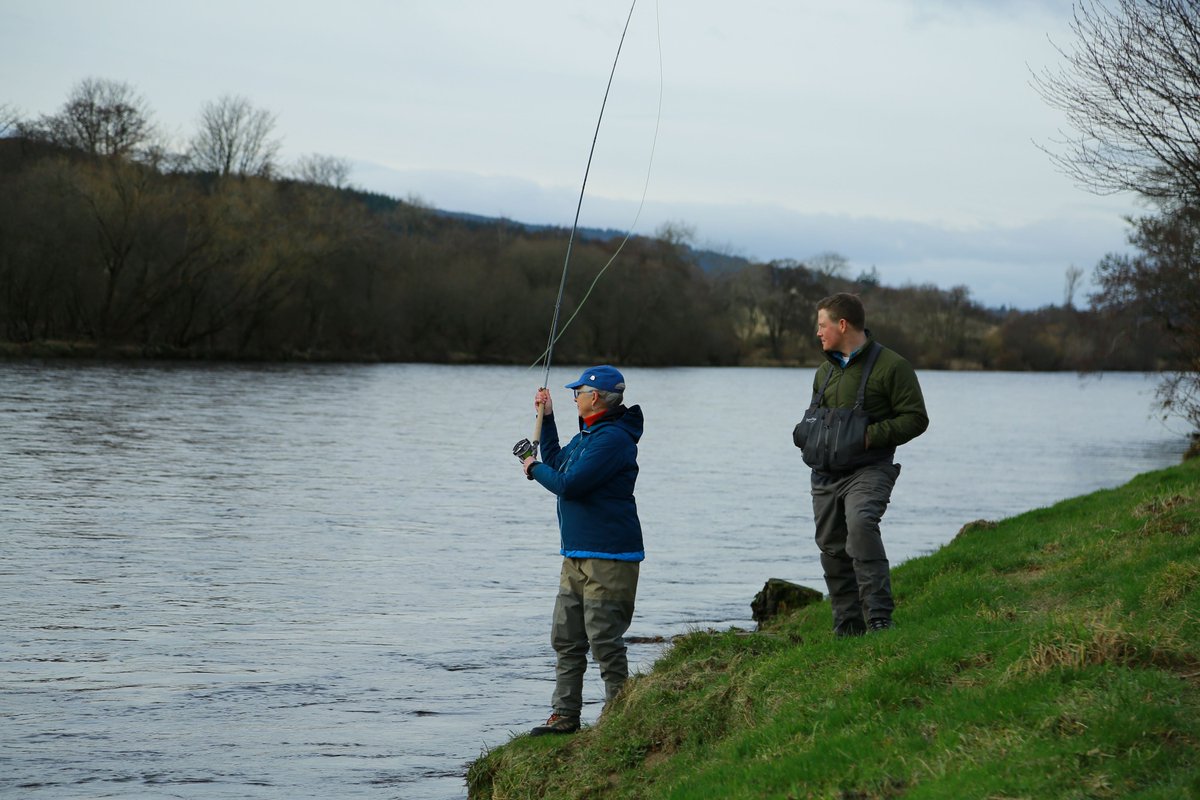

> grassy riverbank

[{"left": 467, "top": 458, "right": 1200, "bottom": 799}]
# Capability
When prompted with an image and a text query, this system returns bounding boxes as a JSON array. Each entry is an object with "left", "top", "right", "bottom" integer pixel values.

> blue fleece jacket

[{"left": 529, "top": 405, "right": 645, "bottom": 562}]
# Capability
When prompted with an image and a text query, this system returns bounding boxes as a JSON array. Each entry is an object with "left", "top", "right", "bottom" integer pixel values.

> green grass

[{"left": 468, "top": 459, "right": 1200, "bottom": 800}]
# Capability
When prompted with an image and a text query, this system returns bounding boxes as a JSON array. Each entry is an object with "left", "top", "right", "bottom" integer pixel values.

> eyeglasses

[{"left": 573, "top": 388, "right": 596, "bottom": 399}]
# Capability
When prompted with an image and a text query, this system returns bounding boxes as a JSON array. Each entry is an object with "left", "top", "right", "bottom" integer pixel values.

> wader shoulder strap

[
  {"left": 810, "top": 364, "right": 835, "bottom": 406},
  {"left": 853, "top": 341, "right": 883, "bottom": 409},
  {"left": 811, "top": 341, "right": 883, "bottom": 408}
]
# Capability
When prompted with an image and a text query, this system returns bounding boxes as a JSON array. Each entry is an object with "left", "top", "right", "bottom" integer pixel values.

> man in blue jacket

[{"left": 519, "top": 365, "right": 644, "bottom": 736}]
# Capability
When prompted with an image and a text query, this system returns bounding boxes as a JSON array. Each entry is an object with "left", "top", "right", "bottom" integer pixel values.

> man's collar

[{"left": 829, "top": 332, "right": 873, "bottom": 367}]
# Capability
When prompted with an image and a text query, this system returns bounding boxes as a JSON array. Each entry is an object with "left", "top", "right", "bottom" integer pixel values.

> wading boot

[
  {"left": 834, "top": 618, "right": 867, "bottom": 638},
  {"left": 529, "top": 713, "right": 580, "bottom": 737}
]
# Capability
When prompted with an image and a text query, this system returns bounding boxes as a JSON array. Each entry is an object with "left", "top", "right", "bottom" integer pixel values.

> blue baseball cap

[{"left": 564, "top": 365, "right": 626, "bottom": 392}]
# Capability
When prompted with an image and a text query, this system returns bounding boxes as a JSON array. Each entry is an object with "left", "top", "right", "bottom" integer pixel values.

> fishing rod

[{"left": 513, "top": 0, "right": 644, "bottom": 469}]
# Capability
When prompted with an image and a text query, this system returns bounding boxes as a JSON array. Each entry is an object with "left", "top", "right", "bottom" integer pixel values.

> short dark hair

[{"left": 817, "top": 293, "right": 866, "bottom": 330}]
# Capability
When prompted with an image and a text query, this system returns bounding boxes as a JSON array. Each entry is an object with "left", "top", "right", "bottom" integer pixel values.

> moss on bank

[{"left": 468, "top": 458, "right": 1200, "bottom": 799}]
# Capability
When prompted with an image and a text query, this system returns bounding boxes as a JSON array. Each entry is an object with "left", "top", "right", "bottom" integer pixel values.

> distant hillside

[{"left": 433, "top": 207, "right": 752, "bottom": 274}]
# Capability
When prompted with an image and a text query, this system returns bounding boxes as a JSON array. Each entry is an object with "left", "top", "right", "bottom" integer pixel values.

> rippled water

[{"left": 1, "top": 362, "right": 1187, "bottom": 798}]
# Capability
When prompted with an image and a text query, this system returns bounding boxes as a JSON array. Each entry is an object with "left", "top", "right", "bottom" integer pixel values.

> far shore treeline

[
  {"left": 0, "top": 134, "right": 1166, "bottom": 371},
  {"left": 0, "top": 78, "right": 1183, "bottom": 373}
]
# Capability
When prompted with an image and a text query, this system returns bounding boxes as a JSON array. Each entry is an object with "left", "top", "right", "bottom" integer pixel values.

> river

[{"left": 0, "top": 362, "right": 1188, "bottom": 798}]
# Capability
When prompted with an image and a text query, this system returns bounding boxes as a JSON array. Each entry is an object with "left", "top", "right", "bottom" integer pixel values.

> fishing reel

[{"left": 513, "top": 438, "right": 537, "bottom": 480}]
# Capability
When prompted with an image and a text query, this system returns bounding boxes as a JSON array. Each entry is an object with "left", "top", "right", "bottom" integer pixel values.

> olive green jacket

[{"left": 811, "top": 336, "right": 929, "bottom": 456}]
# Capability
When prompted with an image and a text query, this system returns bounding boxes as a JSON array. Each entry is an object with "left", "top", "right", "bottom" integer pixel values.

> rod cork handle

[{"left": 531, "top": 388, "right": 546, "bottom": 447}]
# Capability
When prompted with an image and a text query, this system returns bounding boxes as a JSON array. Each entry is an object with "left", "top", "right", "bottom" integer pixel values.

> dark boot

[
  {"left": 834, "top": 617, "right": 867, "bottom": 638},
  {"left": 529, "top": 713, "right": 580, "bottom": 737}
]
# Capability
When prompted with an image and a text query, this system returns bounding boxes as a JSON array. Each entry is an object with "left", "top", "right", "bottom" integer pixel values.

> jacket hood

[{"left": 584, "top": 403, "right": 643, "bottom": 443}]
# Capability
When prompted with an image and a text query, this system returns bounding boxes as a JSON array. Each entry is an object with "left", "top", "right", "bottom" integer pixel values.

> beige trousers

[{"left": 550, "top": 557, "right": 639, "bottom": 716}]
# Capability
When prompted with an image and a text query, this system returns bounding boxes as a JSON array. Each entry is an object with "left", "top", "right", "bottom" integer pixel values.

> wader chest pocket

[{"left": 793, "top": 342, "right": 881, "bottom": 473}]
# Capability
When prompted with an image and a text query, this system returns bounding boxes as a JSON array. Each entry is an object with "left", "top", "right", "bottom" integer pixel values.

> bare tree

[
  {"left": 190, "top": 95, "right": 282, "bottom": 177},
  {"left": 292, "top": 153, "right": 351, "bottom": 188},
  {"left": 654, "top": 220, "right": 696, "bottom": 247},
  {"left": 1037, "top": 1, "right": 1200, "bottom": 435},
  {"left": 1091, "top": 207, "right": 1200, "bottom": 432},
  {"left": 809, "top": 251, "right": 850, "bottom": 280},
  {"left": 20, "top": 78, "right": 154, "bottom": 157},
  {"left": 1064, "top": 264, "right": 1084, "bottom": 308},
  {"left": 0, "top": 103, "right": 19, "bottom": 137},
  {"left": 1033, "top": 0, "right": 1200, "bottom": 206}
]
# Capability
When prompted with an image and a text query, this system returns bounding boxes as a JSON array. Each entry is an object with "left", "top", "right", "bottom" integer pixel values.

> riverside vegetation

[
  {"left": 467, "top": 456, "right": 1200, "bottom": 799},
  {"left": 0, "top": 132, "right": 1171, "bottom": 372},
  {"left": 1, "top": 78, "right": 1193, "bottom": 382}
]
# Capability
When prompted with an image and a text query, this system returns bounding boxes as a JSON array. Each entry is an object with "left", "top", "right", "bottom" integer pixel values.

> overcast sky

[{"left": 2, "top": 1, "right": 1144, "bottom": 309}]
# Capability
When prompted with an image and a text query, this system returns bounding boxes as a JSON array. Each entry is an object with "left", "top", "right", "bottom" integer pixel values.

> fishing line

[
  {"left": 529, "top": 0, "right": 663, "bottom": 374},
  {"left": 534, "top": 0, "right": 660, "bottom": 386},
  {"left": 511, "top": 0, "right": 660, "bottom": 464}
]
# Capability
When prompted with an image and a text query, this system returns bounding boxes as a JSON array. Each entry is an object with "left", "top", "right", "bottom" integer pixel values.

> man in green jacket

[{"left": 799, "top": 293, "right": 929, "bottom": 637}]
